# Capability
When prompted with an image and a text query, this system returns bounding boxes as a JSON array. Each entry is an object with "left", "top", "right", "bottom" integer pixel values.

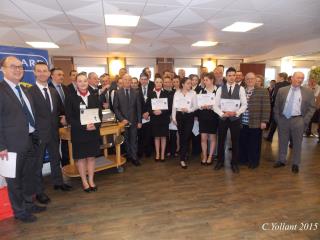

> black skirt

[
  {"left": 72, "top": 139, "right": 101, "bottom": 160},
  {"left": 199, "top": 118, "right": 219, "bottom": 134},
  {"left": 151, "top": 122, "right": 169, "bottom": 137}
]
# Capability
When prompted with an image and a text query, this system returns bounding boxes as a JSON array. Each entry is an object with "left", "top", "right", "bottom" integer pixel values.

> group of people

[{"left": 0, "top": 55, "right": 317, "bottom": 223}]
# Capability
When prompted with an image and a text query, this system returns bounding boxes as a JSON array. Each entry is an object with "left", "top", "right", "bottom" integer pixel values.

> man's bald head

[{"left": 291, "top": 71, "right": 304, "bottom": 87}]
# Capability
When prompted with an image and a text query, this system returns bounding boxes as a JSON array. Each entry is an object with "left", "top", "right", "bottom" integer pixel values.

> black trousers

[
  {"left": 137, "top": 122, "right": 153, "bottom": 157},
  {"left": 60, "top": 139, "right": 69, "bottom": 166},
  {"left": 217, "top": 118, "right": 240, "bottom": 165},
  {"left": 124, "top": 125, "right": 138, "bottom": 160},
  {"left": 35, "top": 138, "right": 63, "bottom": 195},
  {"left": 191, "top": 133, "right": 201, "bottom": 155},
  {"left": 166, "top": 130, "right": 177, "bottom": 156},
  {"left": 5, "top": 134, "right": 38, "bottom": 217},
  {"left": 176, "top": 112, "right": 194, "bottom": 161},
  {"left": 239, "top": 126, "right": 262, "bottom": 167},
  {"left": 267, "top": 118, "right": 277, "bottom": 141}
]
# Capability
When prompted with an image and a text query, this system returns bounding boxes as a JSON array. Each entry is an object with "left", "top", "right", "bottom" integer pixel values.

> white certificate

[
  {"left": 220, "top": 99, "right": 241, "bottom": 112},
  {"left": 151, "top": 98, "right": 168, "bottom": 110},
  {"left": 0, "top": 152, "right": 17, "bottom": 178},
  {"left": 174, "top": 97, "right": 191, "bottom": 110},
  {"left": 80, "top": 108, "right": 101, "bottom": 125},
  {"left": 197, "top": 93, "right": 215, "bottom": 108}
]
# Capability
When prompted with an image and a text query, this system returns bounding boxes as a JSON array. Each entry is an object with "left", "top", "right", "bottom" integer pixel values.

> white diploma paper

[
  {"left": 197, "top": 93, "right": 215, "bottom": 108},
  {"left": 220, "top": 99, "right": 241, "bottom": 112},
  {"left": 151, "top": 98, "right": 168, "bottom": 110},
  {"left": 80, "top": 108, "right": 101, "bottom": 125},
  {"left": 0, "top": 152, "right": 17, "bottom": 178},
  {"left": 174, "top": 97, "right": 191, "bottom": 110}
]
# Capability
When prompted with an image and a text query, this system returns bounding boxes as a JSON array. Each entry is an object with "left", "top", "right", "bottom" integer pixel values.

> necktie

[
  {"left": 125, "top": 89, "right": 130, "bottom": 104},
  {"left": 56, "top": 84, "right": 65, "bottom": 103},
  {"left": 228, "top": 86, "right": 232, "bottom": 97},
  {"left": 283, "top": 88, "right": 296, "bottom": 119},
  {"left": 15, "top": 85, "right": 35, "bottom": 128},
  {"left": 43, "top": 88, "right": 51, "bottom": 111}
]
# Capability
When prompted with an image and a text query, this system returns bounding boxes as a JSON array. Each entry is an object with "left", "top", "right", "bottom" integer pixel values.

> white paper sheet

[
  {"left": 169, "top": 121, "right": 177, "bottom": 130},
  {"left": 220, "top": 99, "right": 240, "bottom": 112},
  {"left": 142, "top": 118, "right": 150, "bottom": 124},
  {"left": 197, "top": 93, "right": 215, "bottom": 108},
  {"left": 80, "top": 108, "right": 101, "bottom": 125},
  {"left": 0, "top": 152, "right": 17, "bottom": 178},
  {"left": 151, "top": 98, "right": 168, "bottom": 110},
  {"left": 174, "top": 97, "right": 191, "bottom": 110}
]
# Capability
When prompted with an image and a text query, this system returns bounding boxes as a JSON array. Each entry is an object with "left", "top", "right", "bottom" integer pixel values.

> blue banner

[{"left": 0, "top": 45, "right": 49, "bottom": 85}]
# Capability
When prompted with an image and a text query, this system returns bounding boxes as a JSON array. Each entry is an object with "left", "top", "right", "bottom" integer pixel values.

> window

[
  {"left": 265, "top": 68, "right": 276, "bottom": 86},
  {"left": 128, "top": 67, "right": 155, "bottom": 81},
  {"left": 175, "top": 67, "right": 199, "bottom": 77},
  {"left": 76, "top": 66, "right": 107, "bottom": 77},
  {"left": 293, "top": 68, "right": 310, "bottom": 83}
]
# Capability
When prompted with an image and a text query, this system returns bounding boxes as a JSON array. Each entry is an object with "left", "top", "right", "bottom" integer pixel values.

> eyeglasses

[{"left": 3, "top": 65, "right": 24, "bottom": 71}]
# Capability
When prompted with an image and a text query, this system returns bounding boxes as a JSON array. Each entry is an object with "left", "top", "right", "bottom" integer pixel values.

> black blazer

[
  {"left": 65, "top": 92, "right": 102, "bottom": 143},
  {"left": 147, "top": 90, "right": 172, "bottom": 125},
  {"left": 113, "top": 87, "right": 142, "bottom": 124},
  {"left": 28, "top": 85, "right": 62, "bottom": 142},
  {"left": 0, "top": 80, "right": 36, "bottom": 152},
  {"left": 138, "top": 82, "right": 154, "bottom": 114},
  {"left": 197, "top": 88, "right": 218, "bottom": 121},
  {"left": 66, "top": 83, "right": 77, "bottom": 96}
]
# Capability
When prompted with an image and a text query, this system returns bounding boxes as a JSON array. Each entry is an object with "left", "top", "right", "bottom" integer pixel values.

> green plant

[{"left": 309, "top": 66, "right": 320, "bottom": 84}]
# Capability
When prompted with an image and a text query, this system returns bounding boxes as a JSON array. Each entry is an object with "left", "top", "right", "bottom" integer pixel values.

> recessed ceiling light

[
  {"left": 192, "top": 41, "right": 218, "bottom": 47},
  {"left": 107, "top": 37, "right": 131, "bottom": 44},
  {"left": 105, "top": 14, "right": 140, "bottom": 27},
  {"left": 26, "top": 42, "right": 59, "bottom": 48},
  {"left": 222, "top": 22, "right": 263, "bottom": 32}
]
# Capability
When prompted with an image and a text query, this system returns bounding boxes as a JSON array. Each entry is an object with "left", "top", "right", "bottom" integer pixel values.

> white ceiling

[{"left": 0, "top": 0, "right": 320, "bottom": 59}]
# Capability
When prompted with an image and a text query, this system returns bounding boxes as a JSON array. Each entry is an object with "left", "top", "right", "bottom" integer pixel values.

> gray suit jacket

[
  {"left": 113, "top": 87, "right": 142, "bottom": 124},
  {"left": 274, "top": 85, "right": 316, "bottom": 128},
  {"left": 0, "top": 80, "right": 36, "bottom": 152}
]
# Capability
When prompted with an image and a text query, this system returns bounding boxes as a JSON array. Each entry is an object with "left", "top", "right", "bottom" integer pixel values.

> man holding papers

[
  {"left": 147, "top": 78, "right": 172, "bottom": 162},
  {"left": 213, "top": 67, "right": 247, "bottom": 173},
  {"left": 0, "top": 56, "right": 43, "bottom": 222},
  {"left": 65, "top": 73, "right": 102, "bottom": 192}
]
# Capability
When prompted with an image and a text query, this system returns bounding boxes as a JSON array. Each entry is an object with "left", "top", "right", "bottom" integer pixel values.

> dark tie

[
  {"left": 43, "top": 88, "right": 51, "bottom": 111},
  {"left": 228, "top": 86, "right": 232, "bottom": 97},
  {"left": 143, "top": 86, "right": 146, "bottom": 97},
  {"left": 56, "top": 84, "right": 65, "bottom": 103},
  {"left": 15, "top": 85, "right": 35, "bottom": 128},
  {"left": 125, "top": 89, "right": 130, "bottom": 104}
]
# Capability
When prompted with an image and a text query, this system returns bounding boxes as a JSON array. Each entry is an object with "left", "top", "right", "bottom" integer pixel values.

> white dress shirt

[
  {"left": 213, "top": 83, "right": 247, "bottom": 118},
  {"left": 283, "top": 86, "right": 302, "bottom": 117},
  {"left": 4, "top": 78, "right": 35, "bottom": 133},
  {"left": 172, "top": 89, "right": 197, "bottom": 122},
  {"left": 77, "top": 89, "right": 90, "bottom": 106},
  {"left": 36, "top": 81, "right": 53, "bottom": 111}
]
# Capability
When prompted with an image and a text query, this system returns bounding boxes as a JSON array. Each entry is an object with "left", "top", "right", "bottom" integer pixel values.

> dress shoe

[
  {"left": 206, "top": 157, "right": 213, "bottom": 165},
  {"left": 54, "top": 184, "right": 72, "bottom": 191},
  {"left": 27, "top": 204, "right": 47, "bottom": 214},
  {"left": 155, "top": 157, "right": 160, "bottom": 162},
  {"left": 132, "top": 159, "right": 141, "bottom": 166},
  {"left": 214, "top": 162, "right": 224, "bottom": 170},
  {"left": 180, "top": 161, "right": 188, "bottom": 169},
  {"left": 90, "top": 185, "right": 98, "bottom": 192},
  {"left": 273, "top": 161, "right": 286, "bottom": 168},
  {"left": 15, "top": 213, "right": 37, "bottom": 223},
  {"left": 201, "top": 161, "right": 206, "bottom": 166},
  {"left": 231, "top": 164, "right": 240, "bottom": 173},
  {"left": 160, "top": 158, "right": 165, "bottom": 162},
  {"left": 292, "top": 164, "right": 299, "bottom": 174},
  {"left": 36, "top": 193, "right": 50, "bottom": 204},
  {"left": 83, "top": 187, "right": 91, "bottom": 193}
]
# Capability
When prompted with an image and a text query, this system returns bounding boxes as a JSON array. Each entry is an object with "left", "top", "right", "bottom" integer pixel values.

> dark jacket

[{"left": 147, "top": 90, "right": 172, "bottom": 125}]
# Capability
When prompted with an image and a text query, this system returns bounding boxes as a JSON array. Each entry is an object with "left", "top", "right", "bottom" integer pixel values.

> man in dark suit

[
  {"left": 113, "top": 74, "right": 142, "bottom": 166},
  {"left": 66, "top": 69, "right": 77, "bottom": 95},
  {"left": 273, "top": 72, "right": 316, "bottom": 173},
  {"left": 0, "top": 56, "right": 45, "bottom": 222},
  {"left": 88, "top": 72, "right": 100, "bottom": 95},
  {"left": 236, "top": 70, "right": 246, "bottom": 87},
  {"left": 29, "top": 62, "right": 72, "bottom": 205},
  {"left": 137, "top": 73, "right": 154, "bottom": 158},
  {"left": 266, "top": 72, "right": 290, "bottom": 142},
  {"left": 49, "top": 68, "right": 70, "bottom": 167}
]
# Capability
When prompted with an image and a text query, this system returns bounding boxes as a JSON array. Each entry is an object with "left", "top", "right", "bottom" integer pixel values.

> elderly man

[
  {"left": 273, "top": 72, "right": 316, "bottom": 173},
  {"left": 88, "top": 72, "right": 100, "bottom": 94},
  {"left": 113, "top": 74, "right": 142, "bottom": 166},
  {"left": 178, "top": 69, "right": 186, "bottom": 79},
  {"left": 0, "top": 56, "right": 44, "bottom": 222},
  {"left": 239, "top": 73, "right": 270, "bottom": 169},
  {"left": 213, "top": 66, "right": 225, "bottom": 87}
]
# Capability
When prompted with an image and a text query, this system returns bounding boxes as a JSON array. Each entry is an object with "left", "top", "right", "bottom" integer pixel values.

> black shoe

[
  {"left": 214, "top": 162, "right": 224, "bottom": 170},
  {"left": 36, "top": 193, "right": 50, "bottom": 204},
  {"left": 201, "top": 161, "right": 206, "bottom": 166},
  {"left": 83, "top": 187, "right": 91, "bottom": 193},
  {"left": 231, "top": 164, "right": 240, "bottom": 173},
  {"left": 132, "top": 159, "right": 141, "bottom": 166},
  {"left": 90, "top": 186, "right": 98, "bottom": 192},
  {"left": 155, "top": 157, "right": 160, "bottom": 162},
  {"left": 160, "top": 158, "right": 165, "bottom": 162},
  {"left": 27, "top": 204, "right": 47, "bottom": 214},
  {"left": 292, "top": 165, "right": 299, "bottom": 174},
  {"left": 54, "top": 184, "right": 72, "bottom": 191},
  {"left": 273, "top": 161, "right": 286, "bottom": 168},
  {"left": 15, "top": 213, "right": 37, "bottom": 223}
]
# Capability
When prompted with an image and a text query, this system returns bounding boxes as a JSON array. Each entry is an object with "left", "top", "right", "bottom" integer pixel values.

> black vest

[{"left": 221, "top": 84, "right": 240, "bottom": 121}]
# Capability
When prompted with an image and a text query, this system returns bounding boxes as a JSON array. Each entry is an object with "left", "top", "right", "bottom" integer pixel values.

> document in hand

[
  {"left": 220, "top": 99, "right": 240, "bottom": 112},
  {"left": 0, "top": 152, "right": 17, "bottom": 178},
  {"left": 80, "top": 108, "right": 101, "bottom": 125},
  {"left": 151, "top": 98, "right": 168, "bottom": 110}
]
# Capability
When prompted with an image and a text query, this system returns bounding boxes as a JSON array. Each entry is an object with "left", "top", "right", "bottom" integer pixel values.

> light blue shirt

[
  {"left": 4, "top": 78, "right": 35, "bottom": 133},
  {"left": 283, "top": 86, "right": 302, "bottom": 117}
]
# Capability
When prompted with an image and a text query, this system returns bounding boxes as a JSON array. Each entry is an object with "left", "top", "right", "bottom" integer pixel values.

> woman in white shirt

[{"left": 172, "top": 77, "right": 197, "bottom": 169}]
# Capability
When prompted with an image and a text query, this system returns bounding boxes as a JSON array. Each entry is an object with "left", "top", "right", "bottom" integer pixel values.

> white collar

[{"left": 36, "top": 81, "right": 49, "bottom": 90}]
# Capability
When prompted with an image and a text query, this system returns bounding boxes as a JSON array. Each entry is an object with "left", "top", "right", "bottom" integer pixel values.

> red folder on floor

[{"left": 0, "top": 187, "right": 13, "bottom": 221}]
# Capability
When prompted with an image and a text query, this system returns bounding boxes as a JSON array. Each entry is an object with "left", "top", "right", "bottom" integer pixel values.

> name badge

[{"left": 80, "top": 103, "right": 86, "bottom": 113}]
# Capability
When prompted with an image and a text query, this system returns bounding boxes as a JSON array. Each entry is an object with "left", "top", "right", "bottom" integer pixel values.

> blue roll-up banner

[
  {"left": 0, "top": 45, "right": 49, "bottom": 86},
  {"left": 0, "top": 45, "right": 51, "bottom": 164}
]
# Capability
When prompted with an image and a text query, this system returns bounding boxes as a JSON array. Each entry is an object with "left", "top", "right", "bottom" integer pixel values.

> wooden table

[{"left": 59, "top": 122, "right": 126, "bottom": 177}]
